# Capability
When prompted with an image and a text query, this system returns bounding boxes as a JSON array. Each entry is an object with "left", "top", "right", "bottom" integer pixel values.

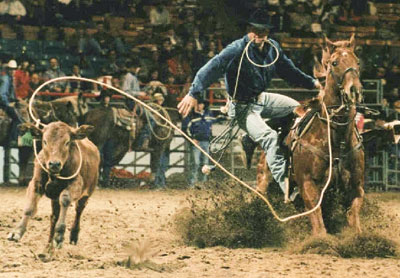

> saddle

[{"left": 112, "top": 107, "right": 137, "bottom": 140}]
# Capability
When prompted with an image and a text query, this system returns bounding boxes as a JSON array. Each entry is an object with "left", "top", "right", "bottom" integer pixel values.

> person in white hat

[{"left": 0, "top": 60, "right": 22, "bottom": 146}]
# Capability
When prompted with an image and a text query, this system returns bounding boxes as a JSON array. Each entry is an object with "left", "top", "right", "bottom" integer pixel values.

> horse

[
  {"left": 82, "top": 101, "right": 179, "bottom": 187},
  {"left": 256, "top": 35, "right": 364, "bottom": 236},
  {"left": 0, "top": 100, "right": 31, "bottom": 185}
]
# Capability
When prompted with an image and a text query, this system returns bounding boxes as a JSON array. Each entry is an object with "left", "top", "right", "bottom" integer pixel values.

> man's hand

[{"left": 178, "top": 94, "right": 197, "bottom": 117}]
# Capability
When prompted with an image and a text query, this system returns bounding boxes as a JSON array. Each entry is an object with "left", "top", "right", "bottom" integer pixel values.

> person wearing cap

[
  {"left": 182, "top": 98, "right": 223, "bottom": 187},
  {"left": 0, "top": 60, "right": 22, "bottom": 146},
  {"left": 178, "top": 9, "right": 322, "bottom": 201}
]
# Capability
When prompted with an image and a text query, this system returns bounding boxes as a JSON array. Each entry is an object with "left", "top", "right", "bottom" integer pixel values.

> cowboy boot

[{"left": 240, "top": 133, "right": 258, "bottom": 170}]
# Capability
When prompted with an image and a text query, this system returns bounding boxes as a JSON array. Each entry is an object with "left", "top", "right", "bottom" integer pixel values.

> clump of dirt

[
  {"left": 298, "top": 235, "right": 340, "bottom": 256},
  {"left": 175, "top": 179, "right": 288, "bottom": 248},
  {"left": 337, "top": 232, "right": 398, "bottom": 258}
]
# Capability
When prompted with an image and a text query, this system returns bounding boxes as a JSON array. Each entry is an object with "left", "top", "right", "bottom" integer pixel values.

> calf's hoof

[
  {"left": 70, "top": 229, "right": 79, "bottom": 245},
  {"left": 7, "top": 230, "right": 23, "bottom": 242},
  {"left": 54, "top": 224, "right": 65, "bottom": 249}
]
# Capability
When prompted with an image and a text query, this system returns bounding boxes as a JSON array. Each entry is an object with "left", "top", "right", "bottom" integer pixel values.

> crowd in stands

[
  {"left": 1, "top": 0, "right": 400, "bottom": 188},
  {"left": 0, "top": 0, "right": 400, "bottom": 112}
]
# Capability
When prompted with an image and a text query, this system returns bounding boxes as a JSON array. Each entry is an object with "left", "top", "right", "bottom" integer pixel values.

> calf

[{"left": 8, "top": 121, "right": 100, "bottom": 249}]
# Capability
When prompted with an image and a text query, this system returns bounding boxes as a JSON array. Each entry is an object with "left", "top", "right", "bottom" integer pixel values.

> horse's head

[{"left": 324, "top": 34, "right": 363, "bottom": 105}]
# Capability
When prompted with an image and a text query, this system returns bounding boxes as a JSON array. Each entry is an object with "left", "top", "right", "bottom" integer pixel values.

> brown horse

[
  {"left": 82, "top": 102, "right": 179, "bottom": 186},
  {"left": 257, "top": 35, "right": 364, "bottom": 236},
  {"left": 0, "top": 100, "right": 31, "bottom": 185}
]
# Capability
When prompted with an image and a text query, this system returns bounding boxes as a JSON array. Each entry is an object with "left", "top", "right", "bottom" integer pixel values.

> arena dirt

[{"left": 0, "top": 187, "right": 399, "bottom": 278}]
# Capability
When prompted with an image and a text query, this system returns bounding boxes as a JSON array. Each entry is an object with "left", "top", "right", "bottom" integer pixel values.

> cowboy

[
  {"left": 0, "top": 60, "right": 22, "bottom": 147},
  {"left": 178, "top": 9, "right": 322, "bottom": 201}
]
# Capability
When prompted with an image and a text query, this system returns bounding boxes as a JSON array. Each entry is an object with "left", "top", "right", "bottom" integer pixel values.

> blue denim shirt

[
  {"left": 0, "top": 73, "right": 16, "bottom": 106},
  {"left": 188, "top": 35, "right": 316, "bottom": 101}
]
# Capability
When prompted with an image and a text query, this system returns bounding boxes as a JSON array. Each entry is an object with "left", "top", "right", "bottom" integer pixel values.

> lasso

[{"left": 28, "top": 74, "right": 333, "bottom": 222}]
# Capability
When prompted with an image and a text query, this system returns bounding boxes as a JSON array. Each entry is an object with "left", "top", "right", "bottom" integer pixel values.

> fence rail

[{"left": 2, "top": 79, "right": 400, "bottom": 191}]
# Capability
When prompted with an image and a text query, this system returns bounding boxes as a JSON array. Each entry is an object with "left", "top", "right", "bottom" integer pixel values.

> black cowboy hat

[{"left": 248, "top": 9, "right": 274, "bottom": 29}]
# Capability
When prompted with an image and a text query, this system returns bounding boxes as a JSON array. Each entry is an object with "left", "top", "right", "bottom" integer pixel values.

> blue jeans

[
  {"left": 154, "top": 148, "right": 170, "bottom": 188},
  {"left": 189, "top": 140, "right": 210, "bottom": 186},
  {"left": 230, "top": 92, "right": 299, "bottom": 193}
]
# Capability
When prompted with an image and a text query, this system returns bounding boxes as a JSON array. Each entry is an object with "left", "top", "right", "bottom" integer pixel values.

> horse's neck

[
  {"left": 321, "top": 77, "right": 341, "bottom": 107},
  {"left": 320, "top": 76, "right": 357, "bottom": 143}
]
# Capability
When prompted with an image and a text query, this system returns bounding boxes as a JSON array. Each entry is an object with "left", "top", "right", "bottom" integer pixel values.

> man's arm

[
  {"left": 178, "top": 39, "right": 243, "bottom": 117},
  {"left": 0, "top": 75, "right": 10, "bottom": 106},
  {"left": 273, "top": 41, "right": 319, "bottom": 90}
]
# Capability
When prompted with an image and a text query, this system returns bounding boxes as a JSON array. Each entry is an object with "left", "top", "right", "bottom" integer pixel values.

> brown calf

[{"left": 8, "top": 121, "right": 100, "bottom": 249}]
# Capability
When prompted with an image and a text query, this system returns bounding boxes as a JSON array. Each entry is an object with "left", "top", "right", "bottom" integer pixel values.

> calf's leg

[
  {"left": 70, "top": 196, "right": 89, "bottom": 245},
  {"left": 8, "top": 180, "right": 41, "bottom": 241},
  {"left": 53, "top": 190, "right": 71, "bottom": 249},
  {"left": 48, "top": 199, "right": 60, "bottom": 245}
]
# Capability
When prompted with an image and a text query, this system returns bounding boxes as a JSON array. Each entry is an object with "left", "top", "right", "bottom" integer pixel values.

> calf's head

[{"left": 24, "top": 122, "right": 94, "bottom": 175}]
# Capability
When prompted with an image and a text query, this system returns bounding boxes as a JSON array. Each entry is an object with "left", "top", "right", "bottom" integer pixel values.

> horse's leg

[
  {"left": 347, "top": 160, "right": 365, "bottom": 234},
  {"left": 18, "top": 147, "right": 32, "bottom": 187},
  {"left": 302, "top": 179, "right": 327, "bottom": 236},
  {"left": 70, "top": 195, "right": 89, "bottom": 245},
  {"left": 256, "top": 152, "right": 272, "bottom": 194}
]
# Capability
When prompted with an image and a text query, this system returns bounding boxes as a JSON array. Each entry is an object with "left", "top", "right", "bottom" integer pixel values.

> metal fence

[{"left": 2, "top": 79, "right": 400, "bottom": 191}]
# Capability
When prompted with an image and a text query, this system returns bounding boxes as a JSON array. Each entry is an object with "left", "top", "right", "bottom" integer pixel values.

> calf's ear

[
  {"left": 18, "top": 123, "right": 42, "bottom": 137},
  {"left": 71, "top": 125, "right": 95, "bottom": 140}
]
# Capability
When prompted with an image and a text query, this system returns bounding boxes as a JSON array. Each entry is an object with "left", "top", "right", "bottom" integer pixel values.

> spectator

[
  {"left": 67, "top": 64, "right": 83, "bottom": 93},
  {"left": 159, "top": 38, "right": 175, "bottom": 64},
  {"left": 120, "top": 58, "right": 146, "bottom": 110},
  {"left": 27, "top": 62, "right": 37, "bottom": 76},
  {"left": 163, "top": 25, "right": 182, "bottom": 48},
  {"left": 151, "top": 92, "right": 170, "bottom": 190},
  {"left": 97, "top": 88, "right": 114, "bottom": 187},
  {"left": 182, "top": 99, "right": 215, "bottom": 187},
  {"left": 0, "top": 0, "right": 26, "bottom": 39},
  {"left": 183, "top": 40, "right": 205, "bottom": 73},
  {"left": 149, "top": 2, "right": 170, "bottom": 27},
  {"left": 0, "top": 60, "right": 21, "bottom": 146},
  {"left": 192, "top": 28, "right": 206, "bottom": 52},
  {"left": 204, "top": 40, "right": 218, "bottom": 59},
  {"left": 288, "top": 2, "right": 313, "bottom": 37},
  {"left": 14, "top": 59, "right": 30, "bottom": 99},
  {"left": 24, "top": 0, "right": 45, "bottom": 26},
  {"left": 167, "top": 47, "right": 191, "bottom": 84},
  {"left": 144, "top": 69, "right": 167, "bottom": 97},
  {"left": 102, "top": 49, "right": 123, "bottom": 76},
  {"left": 43, "top": 57, "right": 69, "bottom": 94},
  {"left": 28, "top": 72, "right": 42, "bottom": 98}
]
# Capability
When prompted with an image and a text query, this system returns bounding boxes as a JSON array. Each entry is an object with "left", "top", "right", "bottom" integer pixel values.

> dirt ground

[{"left": 1, "top": 186, "right": 400, "bottom": 278}]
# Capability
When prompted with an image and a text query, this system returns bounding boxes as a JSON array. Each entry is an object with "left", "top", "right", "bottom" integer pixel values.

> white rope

[
  {"left": 245, "top": 38, "right": 280, "bottom": 68},
  {"left": 32, "top": 138, "right": 83, "bottom": 180},
  {"left": 28, "top": 76, "right": 334, "bottom": 222}
]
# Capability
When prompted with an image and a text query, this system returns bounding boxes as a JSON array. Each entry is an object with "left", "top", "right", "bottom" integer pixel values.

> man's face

[
  {"left": 50, "top": 58, "right": 58, "bottom": 69},
  {"left": 252, "top": 28, "right": 270, "bottom": 44}
]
